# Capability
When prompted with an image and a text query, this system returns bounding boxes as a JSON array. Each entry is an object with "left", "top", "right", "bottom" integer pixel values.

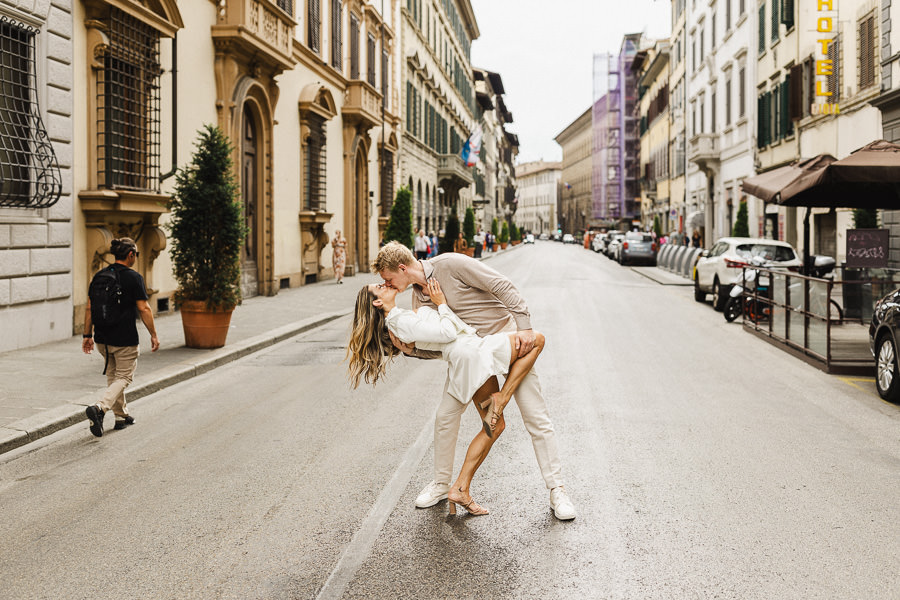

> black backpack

[{"left": 89, "top": 266, "right": 129, "bottom": 329}]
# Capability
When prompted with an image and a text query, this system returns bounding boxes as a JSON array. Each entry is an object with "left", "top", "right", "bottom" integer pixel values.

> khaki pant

[
  {"left": 433, "top": 321, "right": 563, "bottom": 489},
  {"left": 96, "top": 344, "right": 139, "bottom": 419}
]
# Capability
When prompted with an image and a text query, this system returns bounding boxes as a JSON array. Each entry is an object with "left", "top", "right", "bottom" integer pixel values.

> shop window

[
  {"left": 0, "top": 17, "right": 61, "bottom": 209},
  {"left": 96, "top": 7, "right": 161, "bottom": 192}
]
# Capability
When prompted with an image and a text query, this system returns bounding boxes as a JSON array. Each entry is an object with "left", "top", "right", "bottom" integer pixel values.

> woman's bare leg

[
  {"left": 448, "top": 377, "right": 505, "bottom": 514},
  {"left": 483, "top": 332, "right": 545, "bottom": 429}
]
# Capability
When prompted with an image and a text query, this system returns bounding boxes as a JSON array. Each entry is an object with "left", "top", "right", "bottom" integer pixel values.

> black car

[{"left": 869, "top": 289, "right": 900, "bottom": 401}]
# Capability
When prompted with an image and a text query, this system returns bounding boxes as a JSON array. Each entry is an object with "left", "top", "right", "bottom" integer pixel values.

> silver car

[{"left": 617, "top": 231, "right": 657, "bottom": 266}]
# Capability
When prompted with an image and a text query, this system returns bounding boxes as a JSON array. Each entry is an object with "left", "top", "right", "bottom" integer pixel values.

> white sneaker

[
  {"left": 415, "top": 480, "right": 450, "bottom": 508},
  {"left": 550, "top": 486, "right": 576, "bottom": 520}
]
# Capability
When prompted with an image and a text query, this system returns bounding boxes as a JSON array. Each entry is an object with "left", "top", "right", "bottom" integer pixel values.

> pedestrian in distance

[
  {"left": 370, "top": 241, "right": 576, "bottom": 520},
  {"left": 429, "top": 232, "right": 439, "bottom": 258},
  {"left": 332, "top": 230, "right": 348, "bottom": 284},
  {"left": 473, "top": 229, "right": 484, "bottom": 259},
  {"left": 81, "top": 238, "right": 159, "bottom": 437},
  {"left": 348, "top": 279, "right": 546, "bottom": 515},
  {"left": 414, "top": 229, "right": 429, "bottom": 260},
  {"left": 453, "top": 232, "right": 467, "bottom": 254}
]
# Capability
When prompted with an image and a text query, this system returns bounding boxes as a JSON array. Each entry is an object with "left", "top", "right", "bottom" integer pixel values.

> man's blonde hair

[{"left": 371, "top": 240, "right": 416, "bottom": 273}]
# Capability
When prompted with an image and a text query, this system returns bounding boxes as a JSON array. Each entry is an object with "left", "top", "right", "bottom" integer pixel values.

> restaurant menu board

[{"left": 846, "top": 229, "right": 888, "bottom": 268}]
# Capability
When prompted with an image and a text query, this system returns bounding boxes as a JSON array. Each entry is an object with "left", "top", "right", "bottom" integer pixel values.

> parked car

[
  {"left": 694, "top": 237, "right": 802, "bottom": 311},
  {"left": 524, "top": 233, "right": 535, "bottom": 244},
  {"left": 604, "top": 232, "right": 625, "bottom": 258},
  {"left": 539, "top": 233, "right": 549, "bottom": 241},
  {"left": 562, "top": 233, "right": 576, "bottom": 244},
  {"left": 617, "top": 231, "right": 658, "bottom": 266},
  {"left": 591, "top": 233, "right": 606, "bottom": 253},
  {"left": 870, "top": 288, "right": 900, "bottom": 401},
  {"left": 552, "top": 232, "right": 562, "bottom": 242}
]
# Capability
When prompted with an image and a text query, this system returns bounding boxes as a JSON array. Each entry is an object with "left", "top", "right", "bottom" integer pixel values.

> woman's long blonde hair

[{"left": 347, "top": 286, "right": 400, "bottom": 388}]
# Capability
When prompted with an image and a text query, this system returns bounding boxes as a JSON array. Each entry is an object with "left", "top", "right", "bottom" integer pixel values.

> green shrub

[
  {"left": 440, "top": 213, "right": 460, "bottom": 253},
  {"left": 499, "top": 221, "right": 509, "bottom": 244},
  {"left": 384, "top": 186, "right": 414, "bottom": 248},
  {"left": 732, "top": 201, "right": 749, "bottom": 237},
  {"left": 463, "top": 207, "right": 476, "bottom": 246},
  {"left": 167, "top": 125, "right": 247, "bottom": 311}
]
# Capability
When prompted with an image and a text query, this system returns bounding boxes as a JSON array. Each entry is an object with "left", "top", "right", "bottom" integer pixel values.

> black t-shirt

[{"left": 93, "top": 264, "right": 149, "bottom": 347}]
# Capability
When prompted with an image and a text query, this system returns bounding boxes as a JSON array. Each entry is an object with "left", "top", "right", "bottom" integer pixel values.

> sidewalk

[{"left": 0, "top": 246, "right": 518, "bottom": 455}]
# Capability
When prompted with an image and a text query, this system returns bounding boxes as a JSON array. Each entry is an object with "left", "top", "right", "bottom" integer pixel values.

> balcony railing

[
  {"left": 212, "top": 0, "right": 297, "bottom": 70},
  {"left": 437, "top": 154, "right": 474, "bottom": 188},
  {"left": 688, "top": 133, "right": 720, "bottom": 172},
  {"left": 342, "top": 80, "right": 382, "bottom": 129}
]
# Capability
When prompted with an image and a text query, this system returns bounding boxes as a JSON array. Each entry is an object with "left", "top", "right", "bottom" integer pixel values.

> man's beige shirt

[{"left": 411, "top": 253, "right": 532, "bottom": 337}]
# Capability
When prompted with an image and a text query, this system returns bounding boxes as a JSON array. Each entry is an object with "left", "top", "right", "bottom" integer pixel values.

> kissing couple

[{"left": 347, "top": 241, "right": 575, "bottom": 519}]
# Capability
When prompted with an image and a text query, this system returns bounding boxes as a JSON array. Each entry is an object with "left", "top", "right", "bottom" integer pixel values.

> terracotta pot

[
  {"left": 180, "top": 300, "right": 234, "bottom": 349},
  {"left": 492, "top": 243, "right": 499, "bottom": 252},
  {"left": 500, "top": 242, "right": 508, "bottom": 250},
  {"left": 511, "top": 240, "right": 521, "bottom": 246},
  {"left": 465, "top": 247, "right": 475, "bottom": 257}
]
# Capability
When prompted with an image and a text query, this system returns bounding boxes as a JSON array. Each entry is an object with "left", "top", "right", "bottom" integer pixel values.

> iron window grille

[
  {"left": 304, "top": 113, "right": 327, "bottom": 211},
  {"left": 97, "top": 7, "right": 160, "bottom": 192},
  {"left": 0, "top": 17, "right": 62, "bottom": 209}
]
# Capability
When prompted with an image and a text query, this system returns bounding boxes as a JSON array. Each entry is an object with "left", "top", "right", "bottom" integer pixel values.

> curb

[{"left": 0, "top": 310, "right": 348, "bottom": 456}]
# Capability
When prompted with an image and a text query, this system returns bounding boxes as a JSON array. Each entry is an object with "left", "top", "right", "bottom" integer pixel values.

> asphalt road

[{"left": 1, "top": 242, "right": 898, "bottom": 599}]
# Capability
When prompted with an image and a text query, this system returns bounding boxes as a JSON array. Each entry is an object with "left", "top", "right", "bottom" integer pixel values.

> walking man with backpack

[{"left": 81, "top": 237, "right": 160, "bottom": 437}]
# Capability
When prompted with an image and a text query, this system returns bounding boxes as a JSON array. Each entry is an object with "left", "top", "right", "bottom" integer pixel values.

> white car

[
  {"left": 562, "top": 233, "right": 576, "bottom": 244},
  {"left": 694, "top": 237, "right": 802, "bottom": 311},
  {"left": 524, "top": 233, "right": 535, "bottom": 244}
]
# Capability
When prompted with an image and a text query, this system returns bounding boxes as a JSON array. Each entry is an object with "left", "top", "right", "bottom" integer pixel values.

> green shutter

[
  {"left": 781, "top": 0, "right": 794, "bottom": 29},
  {"left": 759, "top": 4, "right": 766, "bottom": 52},
  {"left": 771, "top": 0, "right": 779, "bottom": 41}
]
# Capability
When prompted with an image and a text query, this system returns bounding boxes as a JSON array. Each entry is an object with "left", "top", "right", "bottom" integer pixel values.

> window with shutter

[
  {"left": 380, "top": 149, "right": 393, "bottom": 216},
  {"left": 781, "top": 0, "right": 793, "bottom": 29},
  {"left": 759, "top": 4, "right": 766, "bottom": 52},
  {"left": 726, "top": 0, "right": 731, "bottom": 31},
  {"left": 789, "top": 64, "right": 802, "bottom": 120},
  {"left": 781, "top": 77, "right": 792, "bottom": 137},
  {"left": 739, "top": 67, "right": 746, "bottom": 117},
  {"left": 773, "top": 85, "right": 781, "bottom": 140},
  {"left": 725, "top": 79, "right": 732, "bottom": 126},
  {"left": 770, "top": 0, "right": 779, "bottom": 41},
  {"left": 827, "top": 35, "right": 840, "bottom": 101},
  {"left": 350, "top": 14, "right": 359, "bottom": 79},
  {"left": 858, "top": 15, "right": 875, "bottom": 89},
  {"left": 367, "top": 34, "right": 376, "bottom": 86},
  {"left": 331, "top": 0, "right": 342, "bottom": 70},
  {"left": 308, "top": 0, "right": 321, "bottom": 53},
  {"left": 757, "top": 95, "right": 765, "bottom": 148},
  {"left": 804, "top": 57, "right": 815, "bottom": 117},
  {"left": 711, "top": 91, "right": 717, "bottom": 132},
  {"left": 382, "top": 50, "right": 389, "bottom": 109},
  {"left": 276, "top": 0, "right": 293, "bottom": 17}
]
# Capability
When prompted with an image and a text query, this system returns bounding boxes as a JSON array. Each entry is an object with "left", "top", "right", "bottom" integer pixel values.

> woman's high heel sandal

[
  {"left": 478, "top": 393, "right": 504, "bottom": 438},
  {"left": 447, "top": 487, "right": 489, "bottom": 516}
]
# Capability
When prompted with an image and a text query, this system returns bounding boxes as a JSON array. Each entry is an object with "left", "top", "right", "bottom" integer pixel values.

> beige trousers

[
  {"left": 96, "top": 344, "right": 139, "bottom": 418},
  {"left": 433, "top": 334, "right": 563, "bottom": 489}
]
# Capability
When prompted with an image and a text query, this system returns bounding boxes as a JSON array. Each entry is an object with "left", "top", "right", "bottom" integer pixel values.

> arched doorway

[
  {"left": 240, "top": 104, "right": 259, "bottom": 298},
  {"left": 353, "top": 145, "right": 369, "bottom": 272}
]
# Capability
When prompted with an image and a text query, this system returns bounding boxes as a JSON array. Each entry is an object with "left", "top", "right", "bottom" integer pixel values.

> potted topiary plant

[
  {"left": 167, "top": 125, "right": 247, "bottom": 348},
  {"left": 384, "top": 186, "right": 414, "bottom": 248},
  {"left": 440, "top": 212, "right": 460, "bottom": 254},
  {"left": 499, "top": 221, "right": 509, "bottom": 250},
  {"left": 510, "top": 222, "right": 521, "bottom": 245},
  {"left": 491, "top": 218, "right": 500, "bottom": 251}
]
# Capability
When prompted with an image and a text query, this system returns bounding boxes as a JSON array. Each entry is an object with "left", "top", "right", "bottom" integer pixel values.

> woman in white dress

[{"left": 347, "top": 279, "right": 545, "bottom": 516}]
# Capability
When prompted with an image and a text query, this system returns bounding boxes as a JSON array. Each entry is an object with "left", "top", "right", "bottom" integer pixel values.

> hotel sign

[{"left": 813, "top": 0, "right": 840, "bottom": 115}]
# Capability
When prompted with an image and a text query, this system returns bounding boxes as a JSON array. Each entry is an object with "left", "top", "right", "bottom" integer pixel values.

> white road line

[{"left": 315, "top": 410, "right": 435, "bottom": 599}]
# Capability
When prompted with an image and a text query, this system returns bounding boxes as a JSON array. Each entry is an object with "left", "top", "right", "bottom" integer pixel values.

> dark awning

[
  {"left": 741, "top": 154, "right": 836, "bottom": 203},
  {"left": 778, "top": 140, "right": 900, "bottom": 208}
]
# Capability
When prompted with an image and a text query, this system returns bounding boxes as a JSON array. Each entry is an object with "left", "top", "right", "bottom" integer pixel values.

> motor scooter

[{"left": 723, "top": 256, "right": 771, "bottom": 323}]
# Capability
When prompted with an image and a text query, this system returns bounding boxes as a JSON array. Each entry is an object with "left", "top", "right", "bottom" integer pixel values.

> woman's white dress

[{"left": 385, "top": 304, "right": 512, "bottom": 404}]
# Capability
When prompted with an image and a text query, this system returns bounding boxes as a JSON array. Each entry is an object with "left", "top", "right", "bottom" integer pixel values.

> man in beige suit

[{"left": 371, "top": 241, "right": 576, "bottom": 520}]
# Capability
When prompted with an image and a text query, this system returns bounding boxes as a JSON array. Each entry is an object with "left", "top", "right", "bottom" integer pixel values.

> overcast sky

[{"left": 469, "top": 0, "right": 671, "bottom": 164}]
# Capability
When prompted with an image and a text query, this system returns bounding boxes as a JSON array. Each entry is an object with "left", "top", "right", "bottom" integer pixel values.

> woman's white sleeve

[{"left": 390, "top": 307, "right": 457, "bottom": 343}]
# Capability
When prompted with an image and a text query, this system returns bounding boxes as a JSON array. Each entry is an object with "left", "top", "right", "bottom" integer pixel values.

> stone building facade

[
  {"left": 0, "top": 0, "right": 73, "bottom": 353},
  {"left": 514, "top": 160, "right": 559, "bottom": 236},
  {"left": 554, "top": 106, "right": 592, "bottom": 235}
]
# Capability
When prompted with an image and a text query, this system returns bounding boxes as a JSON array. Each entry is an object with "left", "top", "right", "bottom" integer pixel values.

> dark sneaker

[
  {"left": 114, "top": 415, "right": 135, "bottom": 430},
  {"left": 86, "top": 405, "right": 105, "bottom": 437}
]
